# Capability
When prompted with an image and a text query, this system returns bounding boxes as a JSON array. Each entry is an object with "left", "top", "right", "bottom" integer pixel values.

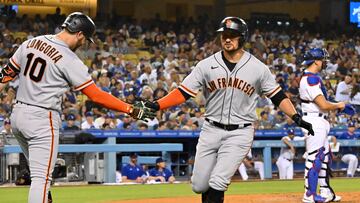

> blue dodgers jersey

[
  {"left": 305, "top": 72, "right": 328, "bottom": 100},
  {"left": 149, "top": 168, "right": 173, "bottom": 181},
  {"left": 121, "top": 164, "right": 144, "bottom": 180},
  {"left": 339, "top": 131, "right": 358, "bottom": 140}
]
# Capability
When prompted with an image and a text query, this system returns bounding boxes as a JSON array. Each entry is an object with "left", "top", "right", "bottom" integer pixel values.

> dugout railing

[{"left": 1, "top": 130, "right": 360, "bottom": 183}]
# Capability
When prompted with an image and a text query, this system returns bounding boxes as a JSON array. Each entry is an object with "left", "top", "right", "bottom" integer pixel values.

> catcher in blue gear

[{"left": 299, "top": 48, "right": 344, "bottom": 203}]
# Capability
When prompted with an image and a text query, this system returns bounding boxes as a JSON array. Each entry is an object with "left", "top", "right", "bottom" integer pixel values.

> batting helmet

[
  {"left": 216, "top": 16, "right": 248, "bottom": 46},
  {"left": 61, "top": 12, "right": 96, "bottom": 43},
  {"left": 302, "top": 48, "right": 329, "bottom": 66}
]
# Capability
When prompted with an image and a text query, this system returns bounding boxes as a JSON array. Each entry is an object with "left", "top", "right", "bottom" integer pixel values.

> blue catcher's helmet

[{"left": 302, "top": 48, "right": 329, "bottom": 66}]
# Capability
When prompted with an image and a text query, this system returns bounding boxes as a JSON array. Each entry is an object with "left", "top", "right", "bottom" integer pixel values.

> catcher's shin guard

[
  {"left": 206, "top": 187, "right": 224, "bottom": 203},
  {"left": 304, "top": 147, "right": 325, "bottom": 197},
  {"left": 319, "top": 150, "right": 339, "bottom": 202}
]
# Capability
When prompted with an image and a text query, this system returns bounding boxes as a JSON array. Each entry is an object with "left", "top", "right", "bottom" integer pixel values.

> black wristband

[
  {"left": 291, "top": 113, "right": 302, "bottom": 125},
  {"left": 146, "top": 101, "right": 160, "bottom": 111}
]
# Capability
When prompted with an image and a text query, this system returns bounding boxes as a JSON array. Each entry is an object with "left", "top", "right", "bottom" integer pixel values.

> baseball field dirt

[{"left": 108, "top": 192, "right": 360, "bottom": 203}]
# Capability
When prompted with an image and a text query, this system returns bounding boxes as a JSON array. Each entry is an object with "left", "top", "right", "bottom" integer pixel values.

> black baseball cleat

[
  {"left": 48, "top": 191, "right": 53, "bottom": 203},
  {"left": 202, "top": 190, "right": 209, "bottom": 203},
  {"left": 206, "top": 187, "right": 224, "bottom": 203}
]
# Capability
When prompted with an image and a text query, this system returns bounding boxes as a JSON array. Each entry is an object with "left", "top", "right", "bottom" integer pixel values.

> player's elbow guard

[{"left": 270, "top": 90, "right": 288, "bottom": 106}]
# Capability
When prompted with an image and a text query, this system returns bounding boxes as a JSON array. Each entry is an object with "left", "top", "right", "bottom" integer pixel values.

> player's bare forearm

[
  {"left": 278, "top": 98, "right": 297, "bottom": 117},
  {"left": 314, "top": 95, "right": 345, "bottom": 111}
]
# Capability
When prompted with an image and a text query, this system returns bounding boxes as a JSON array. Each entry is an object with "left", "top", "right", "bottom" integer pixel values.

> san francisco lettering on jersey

[
  {"left": 207, "top": 77, "right": 255, "bottom": 96},
  {"left": 26, "top": 39, "right": 63, "bottom": 63}
]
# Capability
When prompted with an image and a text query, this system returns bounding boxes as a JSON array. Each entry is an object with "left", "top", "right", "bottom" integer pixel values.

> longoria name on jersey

[{"left": 26, "top": 39, "right": 63, "bottom": 63}]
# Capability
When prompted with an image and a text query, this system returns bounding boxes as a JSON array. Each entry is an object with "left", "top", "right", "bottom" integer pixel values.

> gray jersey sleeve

[
  {"left": 179, "top": 62, "right": 204, "bottom": 97},
  {"left": 61, "top": 56, "right": 93, "bottom": 91},
  {"left": 9, "top": 42, "right": 25, "bottom": 71},
  {"left": 260, "top": 66, "right": 281, "bottom": 98}
]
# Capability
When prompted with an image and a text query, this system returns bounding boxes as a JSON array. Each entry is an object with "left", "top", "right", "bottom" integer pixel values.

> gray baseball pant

[
  {"left": 11, "top": 103, "right": 60, "bottom": 203},
  {"left": 191, "top": 121, "right": 254, "bottom": 193}
]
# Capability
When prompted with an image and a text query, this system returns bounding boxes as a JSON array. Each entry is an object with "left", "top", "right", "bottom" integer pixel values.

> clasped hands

[{"left": 128, "top": 100, "right": 160, "bottom": 120}]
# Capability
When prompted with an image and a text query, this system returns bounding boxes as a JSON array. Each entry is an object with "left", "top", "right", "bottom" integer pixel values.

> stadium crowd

[{"left": 0, "top": 10, "right": 359, "bottom": 136}]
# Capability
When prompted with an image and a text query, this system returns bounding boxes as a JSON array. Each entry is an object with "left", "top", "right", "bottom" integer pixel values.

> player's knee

[
  {"left": 209, "top": 176, "right": 229, "bottom": 191},
  {"left": 349, "top": 154, "right": 357, "bottom": 161},
  {"left": 191, "top": 181, "right": 209, "bottom": 194},
  {"left": 191, "top": 172, "right": 211, "bottom": 193}
]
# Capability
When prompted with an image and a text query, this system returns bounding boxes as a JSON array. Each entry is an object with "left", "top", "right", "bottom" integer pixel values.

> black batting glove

[
  {"left": 292, "top": 113, "right": 314, "bottom": 136},
  {"left": 144, "top": 101, "right": 160, "bottom": 111}
]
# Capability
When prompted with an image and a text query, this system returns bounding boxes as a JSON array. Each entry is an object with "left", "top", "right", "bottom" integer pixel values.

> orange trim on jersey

[
  {"left": 179, "top": 85, "right": 196, "bottom": 97},
  {"left": 74, "top": 79, "right": 94, "bottom": 91},
  {"left": 157, "top": 88, "right": 186, "bottom": 110},
  {"left": 10, "top": 58, "right": 20, "bottom": 70},
  {"left": 43, "top": 111, "right": 55, "bottom": 203},
  {"left": 266, "top": 86, "right": 281, "bottom": 98},
  {"left": 81, "top": 83, "right": 132, "bottom": 113}
]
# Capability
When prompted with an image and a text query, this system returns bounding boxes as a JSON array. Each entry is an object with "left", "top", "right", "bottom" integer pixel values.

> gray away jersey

[
  {"left": 9, "top": 35, "right": 93, "bottom": 111},
  {"left": 179, "top": 51, "right": 280, "bottom": 124}
]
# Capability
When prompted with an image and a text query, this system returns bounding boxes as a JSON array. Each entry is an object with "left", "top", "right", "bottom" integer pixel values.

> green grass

[{"left": 0, "top": 179, "right": 359, "bottom": 203}]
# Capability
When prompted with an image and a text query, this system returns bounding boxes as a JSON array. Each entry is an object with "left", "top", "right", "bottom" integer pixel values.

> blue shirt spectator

[
  {"left": 121, "top": 153, "right": 145, "bottom": 183},
  {"left": 149, "top": 157, "right": 175, "bottom": 183},
  {"left": 338, "top": 122, "right": 358, "bottom": 140},
  {"left": 148, "top": 158, "right": 175, "bottom": 183}
]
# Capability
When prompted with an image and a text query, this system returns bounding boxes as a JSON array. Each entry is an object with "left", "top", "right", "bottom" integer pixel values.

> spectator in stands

[
  {"left": 102, "top": 112, "right": 118, "bottom": 129},
  {"left": 258, "top": 111, "right": 273, "bottom": 129},
  {"left": 335, "top": 74, "right": 353, "bottom": 102},
  {"left": 190, "top": 108, "right": 204, "bottom": 128},
  {"left": 0, "top": 10, "right": 360, "bottom": 134},
  {"left": 338, "top": 122, "right": 359, "bottom": 177},
  {"left": 273, "top": 111, "right": 286, "bottom": 129},
  {"left": 156, "top": 121, "right": 168, "bottom": 130},
  {"left": 138, "top": 122, "right": 148, "bottom": 130},
  {"left": 350, "top": 83, "right": 360, "bottom": 113},
  {"left": 148, "top": 157, "right": 175, "bottom": 183},
  {"left": 81, "top": 111, "right": 100, "bottom": 129},
  {"left": 282, "top": 116, "right": 297, "bottom": 129},
  {"left": 63, "top": 114, "right": 80, "bottom": 131},
  {"left": 121, "top": 153, "right": 145, "bottom": 183},
  {"left": 238, "top": 150, "right": 264, "bottom": 181}
]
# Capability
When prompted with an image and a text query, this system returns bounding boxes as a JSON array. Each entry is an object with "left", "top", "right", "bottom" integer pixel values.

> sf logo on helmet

[{"left": 225, "top": 19, "right": 233, "bottom": 28}]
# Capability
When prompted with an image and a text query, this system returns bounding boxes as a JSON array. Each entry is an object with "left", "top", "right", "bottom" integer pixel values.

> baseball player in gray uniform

[
  {"left": 144, "top": 16, "right": 314, "bottom": 203},
  {"left": 0, "top": 12, "right": 154, "bottom": 203}
]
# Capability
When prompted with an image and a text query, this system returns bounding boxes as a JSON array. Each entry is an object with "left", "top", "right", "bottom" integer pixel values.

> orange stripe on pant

[{"left": 42, "top": 112, "right": 55, "bottom": 203}]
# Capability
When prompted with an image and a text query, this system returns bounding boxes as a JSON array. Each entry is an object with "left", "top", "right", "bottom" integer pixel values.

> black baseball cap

[
  {"left": 130, "top": 152, "right": 138, "bottom": 158},
  {"left": 156, "top": 157, "right": 165, "bottom": 164}
]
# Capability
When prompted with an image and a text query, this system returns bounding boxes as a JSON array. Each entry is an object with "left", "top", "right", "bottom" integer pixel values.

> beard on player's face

[
  {"left": 221, "top": 33, "right": 241, "bottom": 53},
  {"left": 222, "top": 41, "right": 240, "bottom": 54},
  {"left": 71, "top": 33, "right": 86, "bottom": 51}
]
